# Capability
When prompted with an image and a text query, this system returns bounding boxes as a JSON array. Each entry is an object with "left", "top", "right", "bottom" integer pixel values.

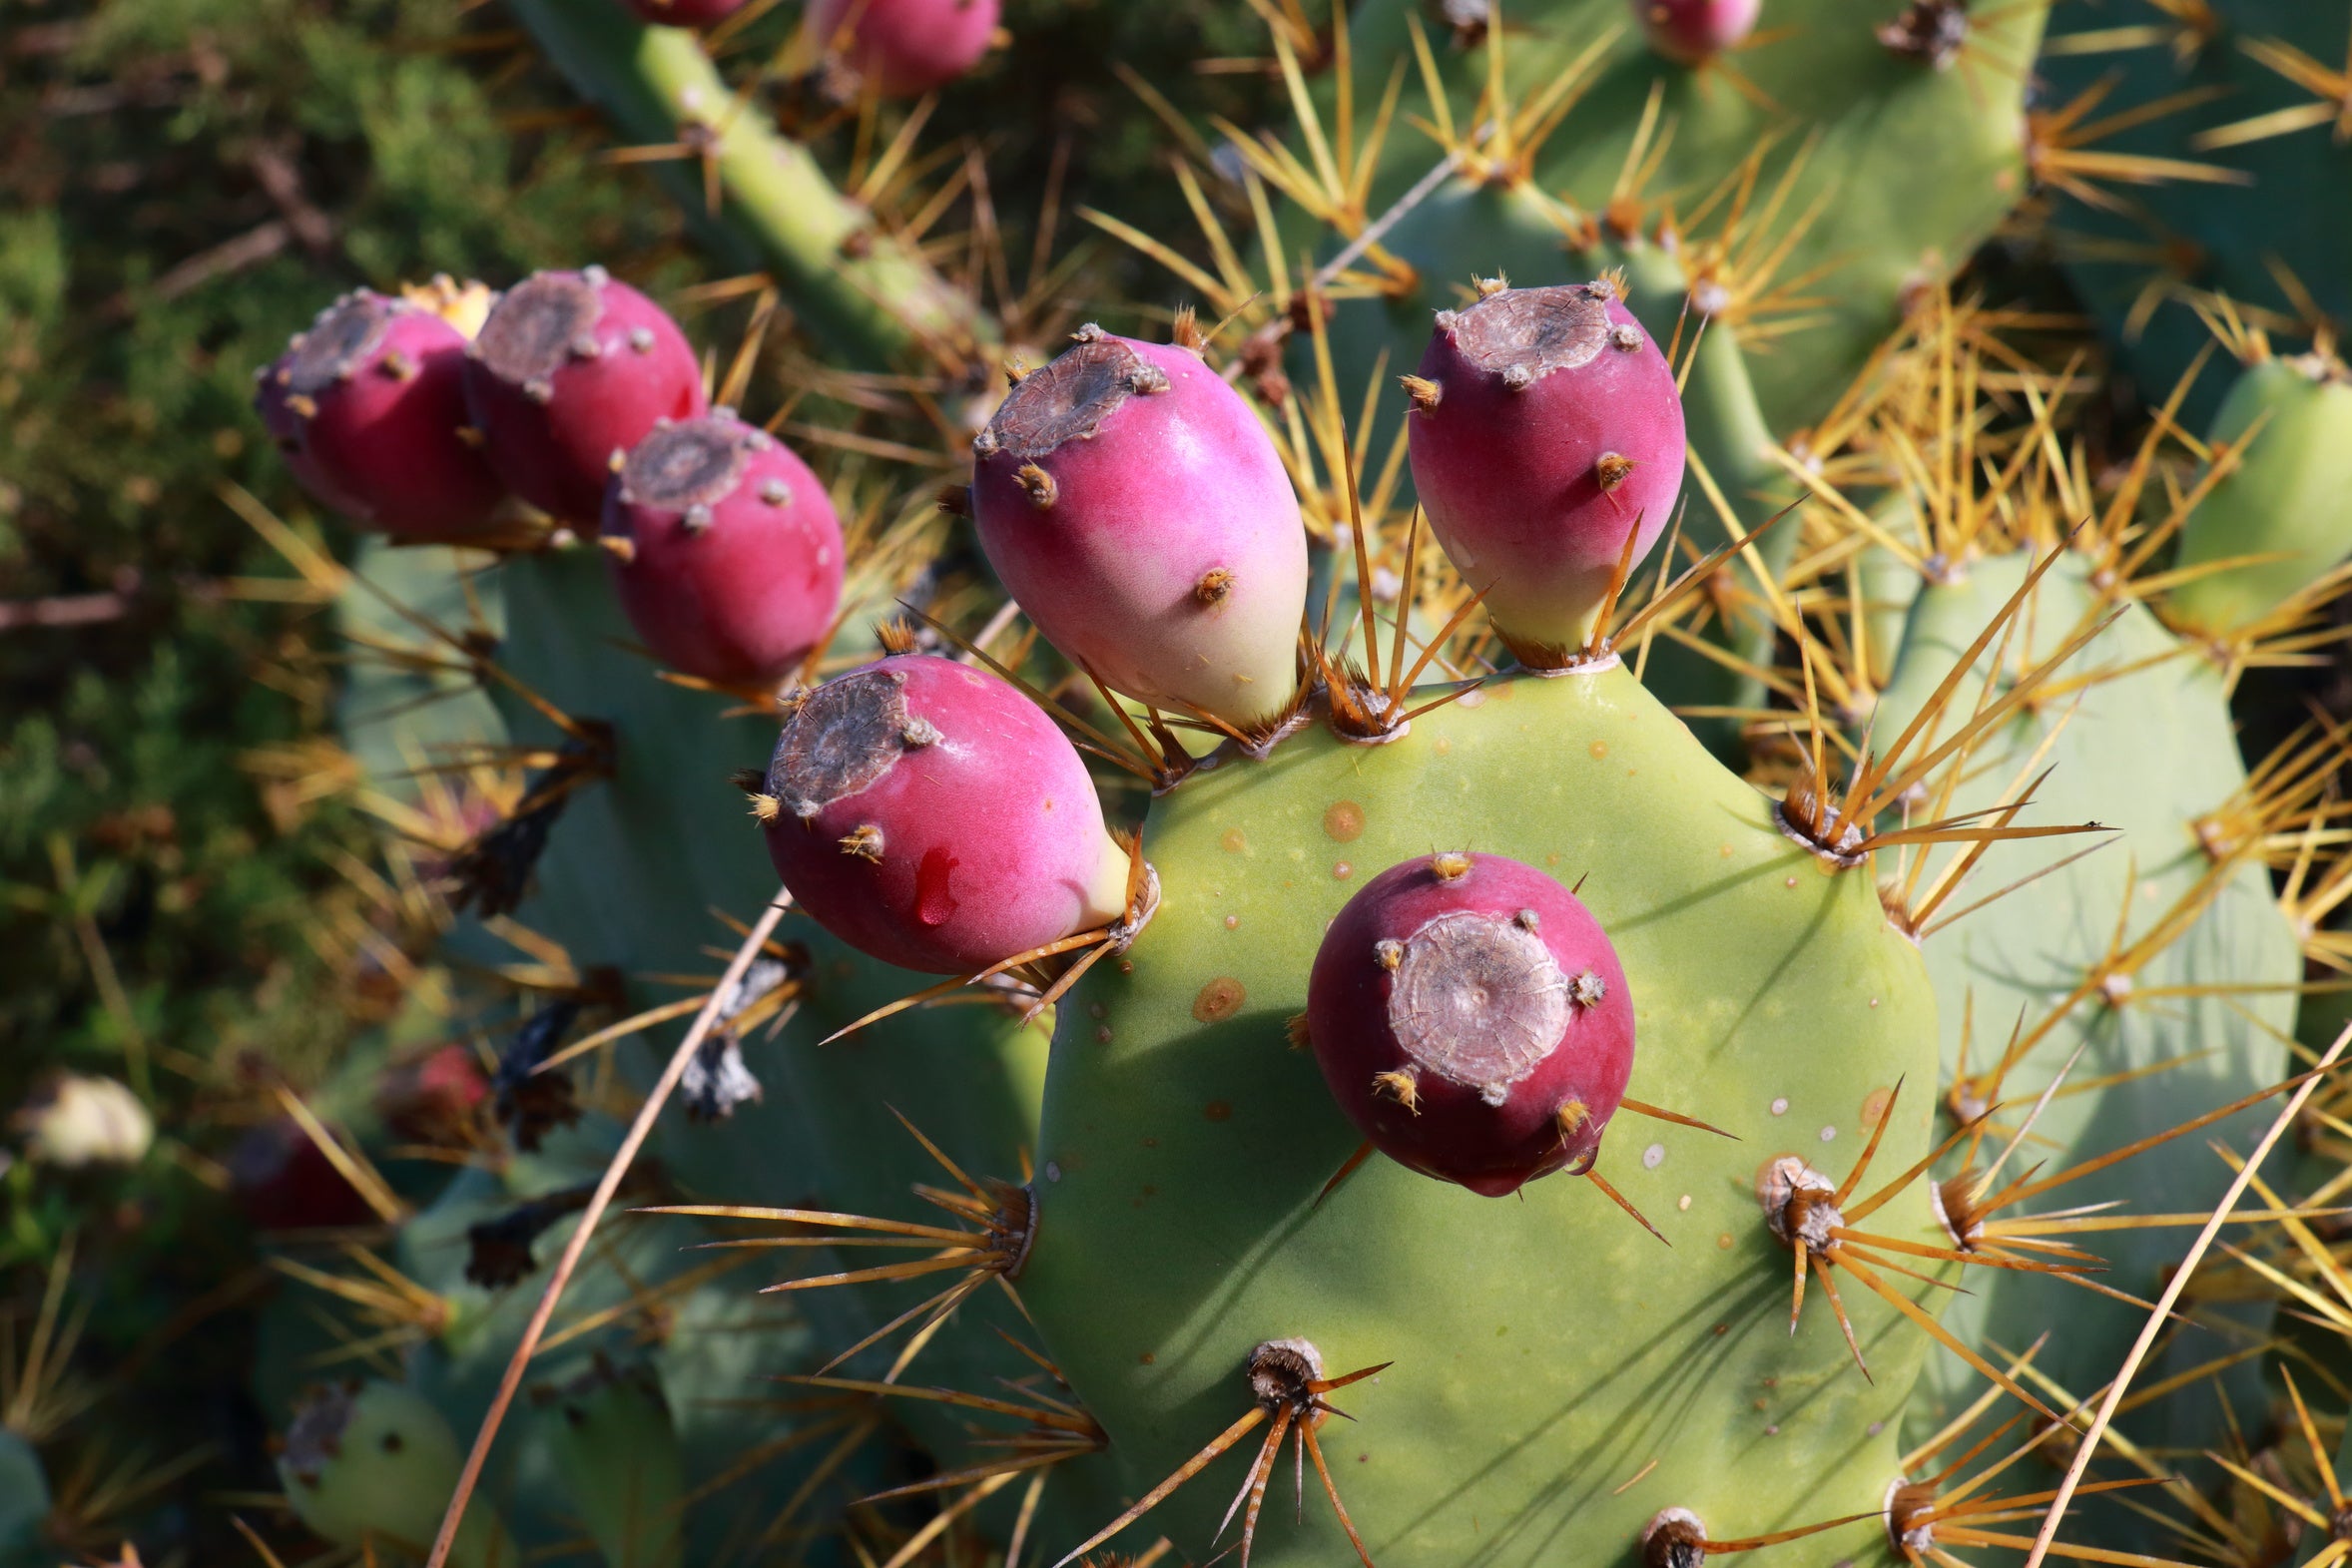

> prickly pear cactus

[
  {"left": 1019, "top": 666, "right": 1942, "bottom": 1568},
  {"left": 1878, "top": 549, "right": 2299, "bottom": 1452}
]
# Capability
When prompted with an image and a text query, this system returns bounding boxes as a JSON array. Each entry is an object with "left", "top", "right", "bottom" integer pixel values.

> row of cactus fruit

[{"left": 220, "top": 1, "right": 2352, "bottom": 1567}]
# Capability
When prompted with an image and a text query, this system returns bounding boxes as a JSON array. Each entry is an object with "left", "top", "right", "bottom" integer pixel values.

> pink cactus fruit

[
  {"left": 604, "top": 412, "right": 846, "bottom": 690},
  {"left": 1405, "top": 280, "right": 1686, "bottom": 657},
  {"left": 622, "top": 0, "right": 748, "bottom": 26},
  {"left": 1633, "top": 0, "right": 1762, "bottom": 63},
  {"left": 969, "top": 326, "right": 1309, "bottom": 732},
  {"left": 462, "top": 267, "right": 707, "bottom": 526},
  {"left": 1303, "top": 850, "right": 1635, "bottom": 1198},
  {"left": 253, "top": 290, "right": 506, "bottom": 540},
  {"left": 374, "top": 1043, "right": 490, "bottom": 1144},
  {"left": 805, "top": 0, "right": 1000, "bottom": 99},
  {"left": 755, "top": 655, "right": 1132, "bottom": 975}
]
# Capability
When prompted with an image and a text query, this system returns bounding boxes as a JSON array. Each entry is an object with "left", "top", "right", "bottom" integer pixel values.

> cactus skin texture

[
  {"left": 2165, "top": 352, "right": 2352, "bottom": 638},
  {"left": 604, "top": 412, "right": 846, "bottom": 690},
  {"left": 1018, "top": 666, "right": 1938, "bottom": 1568},
  {"left": 463, "top": 267, "right": 707, "bottom": 525},
  {"left": 279, "top": 1380, "right": 521, "bottom": 1568},
  {"left": 971, "top": 329, "right": 1311, "bottom": 732},
  {"left": 534, "top": 1358, "right": 686, "bottom": 1568},
  {"left": 804, "top": 0, "right": 1001, "bottom": 99},
  {"left": 1875, "top": 551, "right": 2297, "bottom": 1484},
  {"left": 254, "top": 290, "right": 506, "bottom": 541}
]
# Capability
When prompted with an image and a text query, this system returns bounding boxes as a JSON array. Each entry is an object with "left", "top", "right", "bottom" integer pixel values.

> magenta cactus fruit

[
  {"left": 1405, "top": 280, "right": 1686, "bottom": 659},
  {"left": 969, "top": 325, "right": 1309, "bottom": 731},
  {"left": 755, "top": 655, "right": 1133, "bottom": 974},
  {"left": 254, "top": 291, "right": 505, "bottom": 540},
  {"left": 604, "top": 412, "right": 846, "bottom": 690},
  {"left": 621, "top": 0, "right": 747, "bottom": 26},
  {"left": 1302, "top": 850, "right": 1635, "bottom": 1198},
  {"left": 805, "top": 0, "right": 1000, "bottom": 98},
  {"left": 462, "top": 267, "right": 706, "bottom": 525},
  {"left": 1632, "top": 0, "right": 1761, "bottom": 63}
]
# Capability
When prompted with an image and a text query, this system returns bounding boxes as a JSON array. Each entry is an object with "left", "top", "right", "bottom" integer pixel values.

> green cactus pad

[
  {"left": 1877, "top": 550, "right": 2297, "bottom": 1462},
  {"left": 2166, "top": 353, "right": 2352, "bottom": 638},
  {"left": 1020, "top": 665, "right": 1939, "bottom": 1568}
]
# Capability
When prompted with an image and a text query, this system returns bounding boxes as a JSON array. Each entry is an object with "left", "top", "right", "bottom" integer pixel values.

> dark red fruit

[
  {"left": 462, "top": 267, "right": 706, "bottom": 525},
  {"left": 254, "top": 290, "right": 506, "bottom": 540},
  {"left": 622, "top": 0, "right": 748, "bottom": 25},
  {"left": 604, "top": 412, "right": 846, "bottom": 690},
  {"left": 231, "top": 1119, "right": 378, "bottom": 1232},
  {"left": 805, "top": 0, "right": 1000, "bottom": 98},
  {"left": 1303, "top": 851, "right": 1635, "bottom": 1197},
  {"left": 756, "top": 655, "right": 1131, "bottom": 974}
]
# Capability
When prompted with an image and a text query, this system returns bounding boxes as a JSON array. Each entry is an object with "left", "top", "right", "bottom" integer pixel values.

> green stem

[{"left": 507, "top": 0, "right": 982, "bottom": 371}]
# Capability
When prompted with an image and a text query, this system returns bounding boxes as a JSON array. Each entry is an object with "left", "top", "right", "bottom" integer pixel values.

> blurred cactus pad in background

[{"left": 10, "top": 0, "right": 2352, "bottom": 1565}]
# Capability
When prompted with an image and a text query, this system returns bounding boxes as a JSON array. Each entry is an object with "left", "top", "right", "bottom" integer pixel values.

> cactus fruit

[
  {"left": 1301, "top": 849, "right": 1637, "bottom": 1196},
  {"left": 253, "top": 290, "right": 506, "bottom": 540},
  {"left": 1632, "top": 0, "right": 1762, "bottom": 64},
  {"left": 462, "top": 267, "right": 706, "bottom": 526},
  {"left": 804, "top": 0, "right": 1001, "bottom": 99},
  {"left": 278, "top": 1380, "right": 519, "bottom": 1568},
  {"left": 1405, "top": 280, "right": 1686, "bottom": 661},
  {"left": 604, "top": 412, "right": 846, "bottom": 690},
  {"left": 2165, "top": 349, "right": 2352, "bottom": 639},
  {"left": 753, "top": 653, "right": 1142, "bottom": 975},
  {"left": 971, "top": 326, "right": 1310, "bottom": 732},
  {"left": 620, "top": 0, "right": 745, "bottom": 28}
]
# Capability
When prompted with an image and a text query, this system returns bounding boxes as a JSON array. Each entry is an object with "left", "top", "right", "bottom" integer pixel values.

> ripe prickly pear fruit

[
  {"left": 622, "top": 0, "right": 746, "bottom": 26},
  {"left": 1406, "top": 280, "right": 1686, "bottom": 659},
  {"left": 463, "top": 267, "right": 706, "bottom": 526},
  {"left": 1302, "top": 850, "right": 1634, "bottom": 1197},
  {"left": 971, "top": 326, "right": 1308, "bottom": 732},
  {"left": 755, "top": 654, "right": 1133, "bottom": 974},
  {"left": 279, "top": 1380, "right": 518, "bottom": 1568},
  {"left": 805, "top": 0, "right": 1000, "bottom": 98},
  {"left": 254, "top": 291, "right": 506, "bottom": 540},
  {"left": 1633, "top": 0, "right": 1761, "bottom": 63},
  {"left": 604, "top": 412, "right": 846, "bottom": 689}
]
